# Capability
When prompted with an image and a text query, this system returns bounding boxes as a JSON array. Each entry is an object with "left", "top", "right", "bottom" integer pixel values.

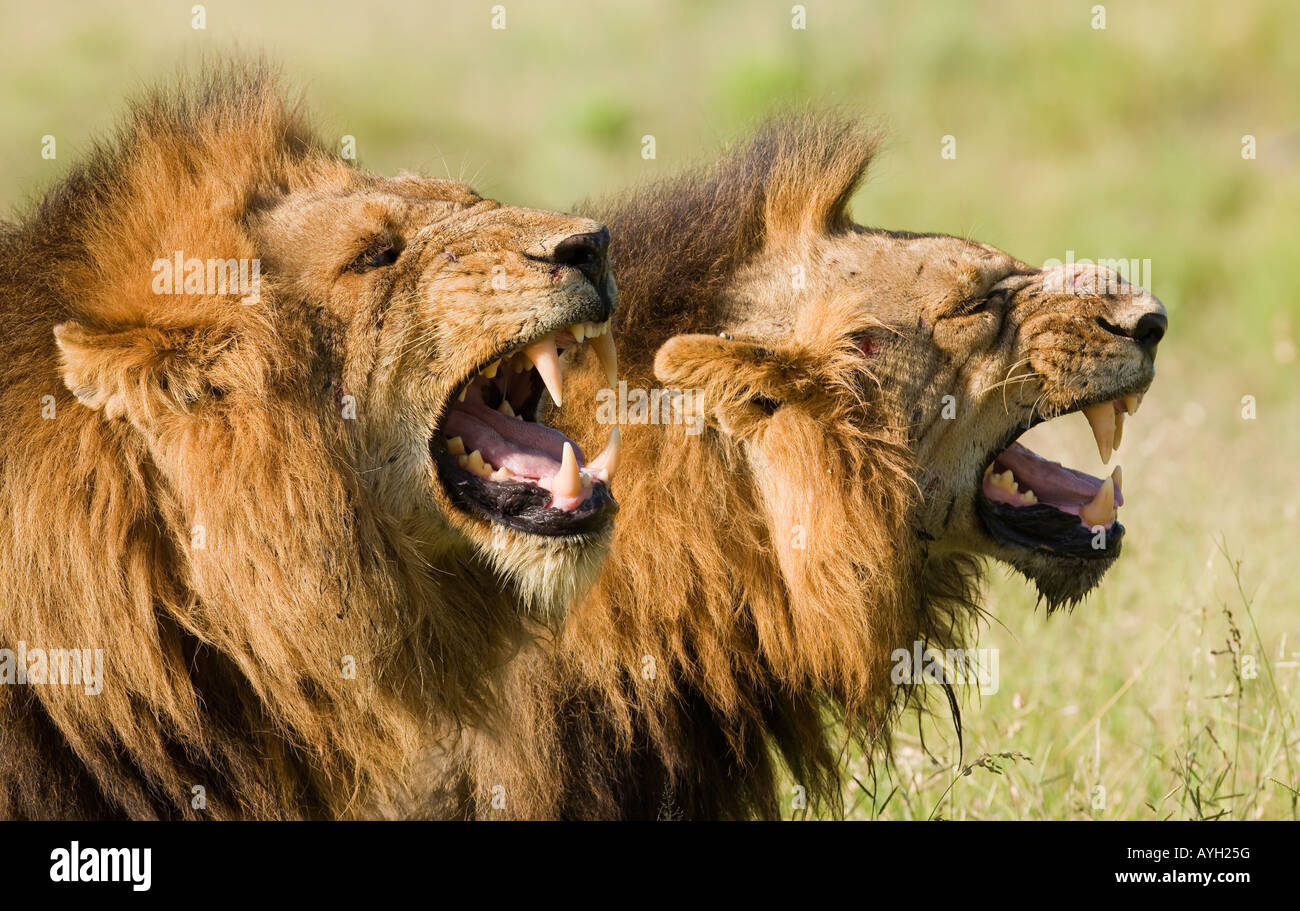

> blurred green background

[{"left": 2, "top": 0, "right": 1296, "bottom": 819}]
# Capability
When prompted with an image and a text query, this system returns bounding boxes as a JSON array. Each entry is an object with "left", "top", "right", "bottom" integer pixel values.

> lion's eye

[
  {"left": 953, "top": 286, "right": 1010, "bottom": 318},
  {"left": 348, "top": 240, "right": 404, "bottom": 273}
]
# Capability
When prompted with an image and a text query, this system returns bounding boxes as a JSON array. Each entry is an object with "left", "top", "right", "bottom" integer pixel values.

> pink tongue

[
  {"left": 442, "top": 416, "right": 547, "bottom": 478},
  {"left": 994, "top": 442, "right": 1124, "bottom": 508},
  {"left": 443, "top": 401, "right": 594, "bottom": 511}
]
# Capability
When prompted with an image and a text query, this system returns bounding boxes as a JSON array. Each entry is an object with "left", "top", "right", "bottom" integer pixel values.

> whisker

[
  {"left": 975, "top": 364, "right": 1035, "bottom": 397},
  {"left": 973, "top": 358, "right": 1041, "bottom": 414}
]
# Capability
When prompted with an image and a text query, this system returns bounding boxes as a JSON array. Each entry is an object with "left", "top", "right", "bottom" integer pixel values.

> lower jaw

[
  {"left": 975, "top": 494, "right": 1124, "bottom": 560},
  {"left": 435, "top": 452, "right": 617, "bottom": 537}
]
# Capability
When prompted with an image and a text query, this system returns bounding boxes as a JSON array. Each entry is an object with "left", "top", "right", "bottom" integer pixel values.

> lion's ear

[
  {"left": 54, "top": 321, "right": 211, "bottom": 424},
  {"left": 654, "top": 334, "right": 806, "bottom": 438},
  {"left": 758, "top": 115, "right": 880, "bottom": 246}
]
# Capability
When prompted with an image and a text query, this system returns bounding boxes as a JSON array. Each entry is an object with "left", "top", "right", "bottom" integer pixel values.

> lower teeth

[{"left": 985, "top": 461, "right": 1122, "bottom": 526}]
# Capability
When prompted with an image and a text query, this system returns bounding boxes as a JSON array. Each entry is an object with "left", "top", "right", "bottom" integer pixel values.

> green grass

[{"left": 2, "top": 0, "right": 1296, "bottom": 819}]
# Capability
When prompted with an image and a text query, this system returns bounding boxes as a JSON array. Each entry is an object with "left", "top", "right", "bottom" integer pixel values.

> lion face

[
  {"left": 630, "top": 117, "right": 1168, "bottom": 625},
  {"left": 720, "top": 228, "right": 1166, "bottom": 608},
  {"left": 59, "top": 170, "right": 622, "bottom": 614}
]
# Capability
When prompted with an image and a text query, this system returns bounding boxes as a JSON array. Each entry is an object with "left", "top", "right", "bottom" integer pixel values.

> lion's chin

[
  {"left": 477, "top": 524, "right": 614, "bottom": 620},
  {"left": 1000, "top": 546, "right": 1121, "bottom": 612}
]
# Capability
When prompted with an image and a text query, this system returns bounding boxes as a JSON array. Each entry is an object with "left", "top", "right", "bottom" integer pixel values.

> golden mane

[{"left": 0, "top": 65, "right": 538, "bottom": 819}]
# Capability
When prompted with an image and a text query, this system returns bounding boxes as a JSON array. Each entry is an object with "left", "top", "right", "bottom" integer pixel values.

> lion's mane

[
  {"left": 437, "top": 115, "right": 985, "bottom": 819},
  {"left": 0, "top": 66, "right": 523, "bottom": 820}
]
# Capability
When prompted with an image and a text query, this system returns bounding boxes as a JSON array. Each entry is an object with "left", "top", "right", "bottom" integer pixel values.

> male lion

[
  {"left": 434, "top": 114, "right": 1166, "bottom": 819},
  {"left": 0, "top": 68, "right": 621, "bottom": 819}
]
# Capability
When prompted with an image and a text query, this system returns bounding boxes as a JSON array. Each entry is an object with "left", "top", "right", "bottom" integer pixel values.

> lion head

[
  {"left": 56, "top": 97, "right": 621, "bottom": 617},
  {"left": 848, "top": 245, "right": 1163, "bottom": 608},
  {"left": 442, "top": 113, "right": 1165, "bottom": 820},
  {"left": 238, "top": 173, "right": 621, "bottom": 612},
  {"left": 648, "top": 119, "right": 1166, "bottom": 611},
  {"left": 0, "top": 67, "right": 618, "bottom": 818}
]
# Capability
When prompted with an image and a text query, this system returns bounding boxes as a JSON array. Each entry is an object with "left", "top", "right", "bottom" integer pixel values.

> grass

[
  {"left": 846, "top": 538, "right": 1300, "bottom": 820},
  {"left": 1, "top": 0, "right": 1296, "bottom": 819}
]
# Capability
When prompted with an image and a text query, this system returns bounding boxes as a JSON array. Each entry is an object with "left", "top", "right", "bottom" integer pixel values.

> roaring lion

[
  {"left": 0, "top": 67, "right": 622, "bottom": 819},
  {"left": 434, "top": 114, "right": 1167, "bottom": 819}
]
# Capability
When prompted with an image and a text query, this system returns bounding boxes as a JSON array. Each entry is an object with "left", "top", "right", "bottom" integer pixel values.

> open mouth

[
  {"left": 976, "top": 393, "right": 1143, "bottom": 559},
  {"left": 432, "top": 321, "right": 621, "bottom": 536}
]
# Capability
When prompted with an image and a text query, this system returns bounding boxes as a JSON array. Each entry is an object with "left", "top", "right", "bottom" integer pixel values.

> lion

[
  {"left": 0, "top": 66, "right": 623, "bottom": 819},
  {"left": 431, "top": 114, "right": 1167, "bottom": 819}
]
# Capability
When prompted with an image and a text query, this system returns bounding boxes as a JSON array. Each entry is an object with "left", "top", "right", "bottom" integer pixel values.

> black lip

[
  {"left": 432, "top": 447, "right": 618, "bottom": 536},
  {"left": 976, "top": 495, "right": 1122, "bottom": 559}
]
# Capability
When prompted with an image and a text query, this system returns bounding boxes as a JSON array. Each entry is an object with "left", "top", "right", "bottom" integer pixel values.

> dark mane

[{"left": 581, "top": 113, "right": 881, "bottom": 352}]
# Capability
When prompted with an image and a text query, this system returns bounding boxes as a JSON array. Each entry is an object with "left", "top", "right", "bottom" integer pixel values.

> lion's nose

[
  {"left": 1098, "top": 296, "right": 1167, "bottom": 357},
  {"left": 549, "top": 226, "right": 611, "bottom": 293},
  {"left": 1132, "top": 311, "right": 1167, "bottom": 351}
]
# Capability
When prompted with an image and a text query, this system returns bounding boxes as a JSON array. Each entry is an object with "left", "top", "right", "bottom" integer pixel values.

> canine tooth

[
  {"left": 553, "top": 442, "right": 582, "bottom": 498},
  {"left": 1113, "top": 410, "right": 1125, "bottom": 451},
  {"left": 490, "top": 466, "right": 513, "bottom": 481},
  {"left": 1082, "top": 402, "right": 1115, "bottom": 464},
  {"left": 572, "top": 323, "right": 586, "bottom": 343},
  {"left": 457, "top": 387, "right": 467, "bottom": 403},
  {"left": 1123, "top": 393, "right": 1142, "bottom": 414},
  {"left": 587, "top": 426, "right": 621, "bottom": 482},
  {"left": 498, "top": 400, "right": 515, "bottom": 418},
  {"left": 482, "top": 360, "right": 500, "bottom": 379},
  {"left": 590, "top": 329, "right": 618, "bottom": 387},
  {"left": 1079, "top": 477, "right": 1115, "bottom": 528},
  {"left": 1111, "top": 465, "right": 1122, "bottom": 491},
  {"left": 984, "top": 464, "right": 994, "bottom": 477},
  {"left": 446, "top": 436, "right": 466, "bottom": 456},
  {"left": 525, "top": 334, "right": 564, "bottom": 407}
]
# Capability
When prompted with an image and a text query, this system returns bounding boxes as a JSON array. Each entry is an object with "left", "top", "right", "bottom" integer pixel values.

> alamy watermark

[
  {"left": 0, "top": 641, "right": 104, "bottom": 695},
  {"left": 151, "top": 250, "right": 261, "bottom": 304},
  {"left": 891, "top": 641, "right": 999, "bottom": 696},
  {"left": 1041, "top": 251, "right": 1151, "bottom": 297},
  {"left": 50, "top": 841, "right": 150, "bottom": 891},
  {"left": 595, "top": 382, "right": 705, "bottom": 436}
]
